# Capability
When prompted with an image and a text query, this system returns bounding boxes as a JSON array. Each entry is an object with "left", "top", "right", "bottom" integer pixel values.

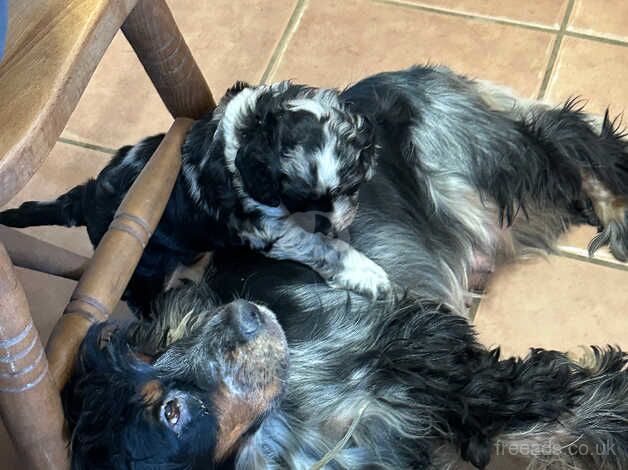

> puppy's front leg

[
  {"left": 252, "top": 222, "right": 392, "bottom": 299},
  {"left": 323, "top": 238, "right": 393, "bottom": 300}
]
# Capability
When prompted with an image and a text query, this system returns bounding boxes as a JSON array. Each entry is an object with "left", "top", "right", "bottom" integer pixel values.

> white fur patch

[
  {"left": 121, "top": 141, "right": 148, "bottom": 170},
  {"left": 331, "top": 196, "right": 357, "bottom": 232},
  {"left": 220, "top": 86, "right": 265, "bottom": 174},
  {"left": 287, "top": 98, "right": 328, "bottom": 119},
  {"left": 316, "top": 138, "right": 341, "bottom": 191},
  {"left": 329, "top": 243, "right": 392, "bottom": 299}
]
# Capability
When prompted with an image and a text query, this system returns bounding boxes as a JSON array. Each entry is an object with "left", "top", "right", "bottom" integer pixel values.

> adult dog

[{"left": 62, "top": 66, "right": 628, "bottom": 469}]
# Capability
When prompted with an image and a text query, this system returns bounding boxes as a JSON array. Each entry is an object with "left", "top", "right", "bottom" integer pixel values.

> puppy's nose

[
  {"left": 227, "top": 300, "right": 262, "bottom": 340},
  {"left": 314, "top": 214, "right": 332, "bottom": 235}
]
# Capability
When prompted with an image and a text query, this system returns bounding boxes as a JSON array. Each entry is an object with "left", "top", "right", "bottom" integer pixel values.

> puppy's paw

[
  {"left": 581, "top": 172, "right": 628, "bottom": 261},
  {"left": 328, "top": 249, "right": 392, "bottom": 300}
]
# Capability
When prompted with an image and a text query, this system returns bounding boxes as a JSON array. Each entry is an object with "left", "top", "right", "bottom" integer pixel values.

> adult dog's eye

[{"left": 163, "top": 400, "right": 180, "bottom": 426}]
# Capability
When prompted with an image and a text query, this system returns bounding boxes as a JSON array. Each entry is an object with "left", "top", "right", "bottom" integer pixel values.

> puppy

[
  {"left": 63, "top": 64, "right": 628, "bottom": 469},
  {"left": 0, "top": 81, "right": 390, "bottom": 311}
]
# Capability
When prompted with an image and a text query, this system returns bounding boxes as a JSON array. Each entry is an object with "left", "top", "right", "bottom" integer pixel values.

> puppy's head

[
  {"left": 215, "top": 81, "right": 377, "bottom": 231},
  {"left": 63, "top": 288, "right": 288, "bottom": 469}
]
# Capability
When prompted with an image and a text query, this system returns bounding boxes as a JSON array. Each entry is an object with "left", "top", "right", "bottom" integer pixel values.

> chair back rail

[{"left": 0, "top": 0, "right": 138, "bottom": 207}]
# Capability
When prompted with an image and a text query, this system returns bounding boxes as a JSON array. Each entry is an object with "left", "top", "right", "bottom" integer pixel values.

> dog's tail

[
  {"left": 0, "top": 183, "right": 89, "bottom": 228},
  {"left": 490, "top": 346, "right": 628, "bottom": 470}
]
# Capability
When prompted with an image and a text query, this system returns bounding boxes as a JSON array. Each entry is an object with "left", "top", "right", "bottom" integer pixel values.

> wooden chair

[{"left": 0, "top": 1, "right": 216, "bottom": 468}]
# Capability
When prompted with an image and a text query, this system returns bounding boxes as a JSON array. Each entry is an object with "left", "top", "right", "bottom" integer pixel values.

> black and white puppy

[{"left": 0, "top": 81, "right": 389, "bottom": 311}]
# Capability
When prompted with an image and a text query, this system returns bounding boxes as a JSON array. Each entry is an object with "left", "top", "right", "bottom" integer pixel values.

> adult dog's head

[
  {"left": 212, "top": 81, "right": 377, "bottom": 231},
  {"left": 63, "top": 287, "right": 288, "bottom": 469}
]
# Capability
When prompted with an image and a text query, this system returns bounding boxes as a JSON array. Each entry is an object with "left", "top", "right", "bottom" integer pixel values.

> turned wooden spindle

[
  {"left": 122, "top": 0, "right": 215, "bottom": 119},
  {"left": 0, "top": 227, "right": 88, "bottom": 281},
  {"left": 46, "top": 118, "right": 194, "bottom": 390},
  {"left": 0, "top": 243, "right": 69, "bottom": 469}
]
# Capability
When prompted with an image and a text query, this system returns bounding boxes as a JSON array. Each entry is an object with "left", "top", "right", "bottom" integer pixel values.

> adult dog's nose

[{"left": 227, "top": 300, "right": 262, "bottom": 340}]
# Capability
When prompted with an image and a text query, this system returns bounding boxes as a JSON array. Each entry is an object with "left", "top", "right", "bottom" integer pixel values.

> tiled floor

[{"left": 2, "top": 0, "right": 628, "bottom": 467}]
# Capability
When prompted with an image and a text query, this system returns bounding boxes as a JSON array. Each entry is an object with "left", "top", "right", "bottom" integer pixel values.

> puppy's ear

[
  {"left": 226, "top": 81, "right": 252, "bottom": 97},
  {"left": 235, "top": 138, "right": 281, "bottom": 207},
  {"left": 220, "top": 81, "right": 253, "bottom": 107}
]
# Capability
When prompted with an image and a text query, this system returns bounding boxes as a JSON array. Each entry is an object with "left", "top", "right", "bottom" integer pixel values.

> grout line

[
  {"left": 259, "top": 0, "right": 309, "bottom": 84},
  {"left": 537, "top": 0, "right": 575, "bottom": 100},
  {"left": 565, "top": 30, "right": 628, "bottom": 48},
  {"left": 468, "top": 296, "right": 482, "bottom": 322},
  {"left": 57, "top": 137, "right": 118, "bottom": 155},
  {"left": 371, "top": 0, "right": 559, "bottom": 33},
  {"left": 556, "top": 248, "right": 628, "bottom": 273},
  {"left": 372, "top": 0, "right": 628, "bottom": 50}
]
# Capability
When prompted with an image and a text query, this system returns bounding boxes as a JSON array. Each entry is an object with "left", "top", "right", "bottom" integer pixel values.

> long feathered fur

[{"left": 57, "top": 64, "right": 628, "bottom": 469}]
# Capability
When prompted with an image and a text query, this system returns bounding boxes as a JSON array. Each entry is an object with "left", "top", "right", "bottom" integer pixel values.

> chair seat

[{"left": 0, "top": 0, "right": 137, "bottom": 206}]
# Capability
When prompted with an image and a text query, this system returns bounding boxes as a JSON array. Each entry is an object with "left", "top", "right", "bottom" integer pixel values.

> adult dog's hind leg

[
  {"left": 475, "top": 82, "right": 628, "bottom": 261},
  {"left": 517, "top": 105, "right": 628, "bottom": 261}
]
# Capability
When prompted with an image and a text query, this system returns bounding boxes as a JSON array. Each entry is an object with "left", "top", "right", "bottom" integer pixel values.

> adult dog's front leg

[{"left": 255, "top": 222, "right": 392, "bottom": 299}]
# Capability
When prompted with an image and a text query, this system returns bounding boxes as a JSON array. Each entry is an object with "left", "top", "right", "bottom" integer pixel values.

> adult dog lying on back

[{"left": 63, "top": 66, "right": 628, "bottom": 469}]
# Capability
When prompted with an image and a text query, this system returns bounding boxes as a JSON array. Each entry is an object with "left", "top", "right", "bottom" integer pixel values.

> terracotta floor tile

[
  {"left": 558, "top": 226, "right": 628, "bottom": 267},
  {"left": 474, "top": 256, "right": 628, "bottom": 358},
  {"left": 273, "top": 0, "right": 554, "bottom": 97},
  {"left": 568, "top": 0, "right": 628, "bottom": 41},
  {"left": 1, "top": 142, "right": 111, "bottom": 257},
  {"left": 62, "top": 0, "right": 297, "bottom": 148},
  {"left": 407, "top": 0, "right": 567, "bottom": 28},
  {"left": 545, "top": 36, "right": 628, "bottom": 115}
]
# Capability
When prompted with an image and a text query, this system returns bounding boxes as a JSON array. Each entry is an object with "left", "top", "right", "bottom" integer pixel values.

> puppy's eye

[
  {"left": 348, "top": 184, "right": 361, "bottom": 195},
  {"left": 163, "top": 400, "right": 180, "bottom": 426}
]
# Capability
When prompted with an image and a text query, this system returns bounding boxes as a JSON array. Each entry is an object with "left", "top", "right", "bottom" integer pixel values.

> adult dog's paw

[
  {"left": 328, "top": 249, "right": 392, "bottom": 300},
  {"left": 581, "top": 171, "right": 628, "bottom": 262}
]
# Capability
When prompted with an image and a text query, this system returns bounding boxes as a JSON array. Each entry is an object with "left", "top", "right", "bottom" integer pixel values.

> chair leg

[
  {"left": 46, "top": 118, "right": 194, "bottom": 390},
  {"left": 122, "top": 0, "right": 216, "bottom": 119},
  {"left": 0, "top": 242, "right": 69, "bottom": 469}
]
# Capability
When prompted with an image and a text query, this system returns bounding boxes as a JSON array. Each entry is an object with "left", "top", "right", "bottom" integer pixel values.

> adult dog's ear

[
  {"left": 357, "top": 114, "right": 378, "bottom": 180},
  {"left": 235, "top": 137, "right": 281, "bottom": 207}
]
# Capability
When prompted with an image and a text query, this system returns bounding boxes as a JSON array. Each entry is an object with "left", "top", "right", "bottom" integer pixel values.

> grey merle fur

[
  {"left": 4, "top": 66, "right": 628, "bottom": 310},
  {"left": 62, "top": 66, "right": 628, "bottom": 469}
]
